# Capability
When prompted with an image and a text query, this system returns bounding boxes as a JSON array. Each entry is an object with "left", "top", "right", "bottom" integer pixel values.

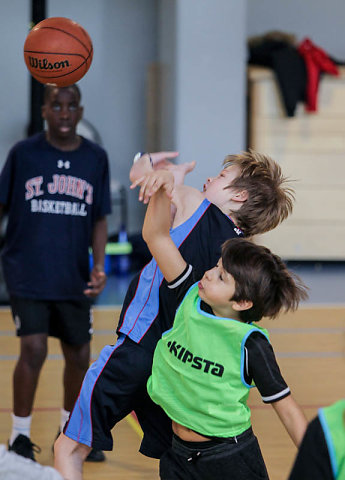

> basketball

[{"left": 23, "top": 17, "right": 93, "bottom": 87}]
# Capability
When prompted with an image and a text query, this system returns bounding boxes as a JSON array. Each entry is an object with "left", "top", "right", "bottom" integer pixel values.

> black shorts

[
  {"left": 160, "top": 431, "right": 269, "bottom": 480},
  {"left": 64, "top": 334, "right": 173, "bottom": 458},
  {"left": 10, "top": 296, "right": 92, "bottom": 345}
]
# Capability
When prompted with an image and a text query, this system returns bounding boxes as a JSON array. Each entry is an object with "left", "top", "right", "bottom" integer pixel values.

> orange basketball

[{"left": 23, "top": 17, "right": 93, "bottom": 87}]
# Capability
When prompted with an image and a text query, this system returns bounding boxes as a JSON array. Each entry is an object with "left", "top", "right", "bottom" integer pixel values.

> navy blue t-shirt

[{"left": 0, "top": 132, "right": 111, "bottom": 300}]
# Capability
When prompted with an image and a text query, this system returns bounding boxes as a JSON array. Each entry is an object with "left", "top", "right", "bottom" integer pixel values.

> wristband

[{"left": 133, "top": 152, "right": 153, "bottom": 167}]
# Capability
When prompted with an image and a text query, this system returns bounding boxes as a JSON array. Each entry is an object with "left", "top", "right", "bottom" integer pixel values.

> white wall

[{"left": 247, "top": 0, "right": 345, "bottom": 60}]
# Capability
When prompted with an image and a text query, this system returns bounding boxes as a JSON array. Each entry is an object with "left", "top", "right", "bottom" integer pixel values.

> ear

[
  {"left": 231, "top": 189, "right": 249, "bottom": 203},
  {"left": 231, "top": 299, "right": 253, "bottom": 311},
  {"left": 41, "top": 105, "right": 46, "bottom": 120}
]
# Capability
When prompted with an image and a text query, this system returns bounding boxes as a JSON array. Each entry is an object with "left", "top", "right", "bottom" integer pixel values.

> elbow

[
  {"left": 142, "top": 226, "right": 160, "bottom": 253},
  {"left": 142, "top": 231, "right": 154, "bottom": 256}
]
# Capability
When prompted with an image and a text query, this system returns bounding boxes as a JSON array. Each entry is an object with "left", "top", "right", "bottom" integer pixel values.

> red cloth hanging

[{"left": 298, "top": 38, "right": 339, "bottom": 112}]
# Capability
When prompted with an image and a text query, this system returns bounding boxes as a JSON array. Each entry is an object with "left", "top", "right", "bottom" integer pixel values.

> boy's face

[
  {"left": 203, "top": 164, "right": 241, "bottom": 209},
  {"left": 41, "top": 87, "right": 83, "bottom": 142},
  {"left": 198, "top": 259, "right": 236, "bottom": 314}
]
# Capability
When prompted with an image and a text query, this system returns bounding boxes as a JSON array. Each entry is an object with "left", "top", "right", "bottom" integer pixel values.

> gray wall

[
  {"left": 1, "top": 0, "right": 158, "bottom": 234},
  {"left": 158, "top": 0, "right": 247, "bottom": 188},
  {"left": 247, "top": 0, "right": 345, "bottom": 60},
  {"left": 2, "top": 1, "right": 343, "bottom": 235},
  {"left": 0, "top": 2, "right": 30, "bottom": 167},
  {"left": 0, "top": 0, "right": 246, "bottom": 234},
  {"left": 48, "top": 0, "right": 158, "bottom": 234}
]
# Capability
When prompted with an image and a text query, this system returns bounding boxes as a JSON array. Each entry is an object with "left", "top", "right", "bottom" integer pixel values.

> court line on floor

[
  {"left": 1, "top": 327, "right": 344, "bottom": 337},
  {"left": 0, "top": 403, "right": 326, "bottom": 415},
  {"left": 0, "top": 347, "right": 344, "bottom": 361},
  {"left": 0, "top": 351, "right": 343, "bottom": 361}
]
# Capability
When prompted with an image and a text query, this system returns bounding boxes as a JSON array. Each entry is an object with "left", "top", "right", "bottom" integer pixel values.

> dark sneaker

[
  {"left": 8, "top": 434, "right": 41, "bottom": 461},
  {"left": 85, "top": 448, "right": 106, "bottom": 462}
]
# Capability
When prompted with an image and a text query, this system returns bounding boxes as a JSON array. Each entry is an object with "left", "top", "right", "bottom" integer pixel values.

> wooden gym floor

[{"left": 1, "top": 304, "right": 344, "bottom": 479}]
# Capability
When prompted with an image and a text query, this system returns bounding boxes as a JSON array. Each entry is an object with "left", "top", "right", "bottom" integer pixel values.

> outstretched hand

[{"left": 130, "top": 170, "right": 175, "bottom": 204}]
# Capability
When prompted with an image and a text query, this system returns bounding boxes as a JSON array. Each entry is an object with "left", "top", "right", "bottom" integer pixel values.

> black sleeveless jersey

[{"left": 117, "top": 199, "right": 243, "bottom": 352}]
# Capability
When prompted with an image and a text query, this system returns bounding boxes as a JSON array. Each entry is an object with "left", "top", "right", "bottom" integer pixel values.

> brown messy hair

[
  {"left": 223, "top": 150, "right": 294, "bottom": 236},
  {"left": 221, "top": 238, "right": 308, "bottom": 323}
]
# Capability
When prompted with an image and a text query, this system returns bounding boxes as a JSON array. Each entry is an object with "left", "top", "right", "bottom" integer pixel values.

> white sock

[
  {"left": 60, "top": 408, "right": 70, "bottom": 433},
  {"left": 9, "top": 413, "right": 32, "bottom": 445}
]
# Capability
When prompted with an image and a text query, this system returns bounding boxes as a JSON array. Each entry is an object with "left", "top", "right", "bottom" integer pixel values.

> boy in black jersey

[
  {"left": 55, "top": 150, "right": 295, "bottom": 479},
  {"left": 141, "top": 170, "right": 308, "bottom": 480}
]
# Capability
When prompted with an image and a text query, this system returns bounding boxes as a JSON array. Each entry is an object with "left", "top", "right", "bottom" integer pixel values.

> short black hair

[{"left": 43, "top": 84, "right": 81, "bottom": 104}]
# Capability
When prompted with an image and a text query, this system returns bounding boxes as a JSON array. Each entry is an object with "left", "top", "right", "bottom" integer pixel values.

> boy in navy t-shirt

[{"left": 0, "top": 84, "right": 111, "bottom": 462}]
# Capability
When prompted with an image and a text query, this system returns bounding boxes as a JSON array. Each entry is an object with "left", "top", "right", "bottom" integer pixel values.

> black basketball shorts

[
  {"left": 10, "top": 296, "right": 92, "bottom": 345},
  {"left": 64, "top": 334, "right": 173, "bottom": 458}
]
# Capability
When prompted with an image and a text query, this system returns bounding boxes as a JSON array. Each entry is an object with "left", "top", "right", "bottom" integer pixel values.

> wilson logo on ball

[
  {"left": 23, "top": 16, "right": 93, "bottom": 87},
  {"left": 28, "top": 57, "right": 71, "bottom": 71}
]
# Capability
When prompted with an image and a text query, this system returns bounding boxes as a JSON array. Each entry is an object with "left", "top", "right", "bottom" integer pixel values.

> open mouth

[{"left": 59, "top": 125, "right": 71, "bottom": 133}]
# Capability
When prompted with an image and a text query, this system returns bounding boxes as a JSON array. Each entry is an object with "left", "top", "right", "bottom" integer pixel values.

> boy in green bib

[{"left": 139, "top": 169, "right": 308, "bottom": 480}]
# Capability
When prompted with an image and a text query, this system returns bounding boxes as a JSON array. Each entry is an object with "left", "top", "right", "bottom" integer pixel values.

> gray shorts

[{"left": 10, "top": 296, "right": 92, "bottom": 345}]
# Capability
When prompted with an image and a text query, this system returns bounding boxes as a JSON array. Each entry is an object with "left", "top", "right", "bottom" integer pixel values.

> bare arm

[
  {"left": 84, "top": 216, "right": 108, "bottom": 297},
  {"left": 141, "top": 171, "right": 187, "bottom": 283},
  {"left": 271, "top": 395, "right": 308, "bottom": 447}
]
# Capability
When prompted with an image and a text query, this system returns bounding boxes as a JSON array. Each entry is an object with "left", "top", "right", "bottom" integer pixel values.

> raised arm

[{"left": 141, "top": 171, "right": 187, "bottom": 283}]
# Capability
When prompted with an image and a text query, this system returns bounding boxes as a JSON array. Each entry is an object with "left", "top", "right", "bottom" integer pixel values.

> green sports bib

[
  {"left": 147, "top": 283, "right": 269, "bottom": 437},
  {"left": 319, "top": 399, "right": 345, "bottom": 478}
]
